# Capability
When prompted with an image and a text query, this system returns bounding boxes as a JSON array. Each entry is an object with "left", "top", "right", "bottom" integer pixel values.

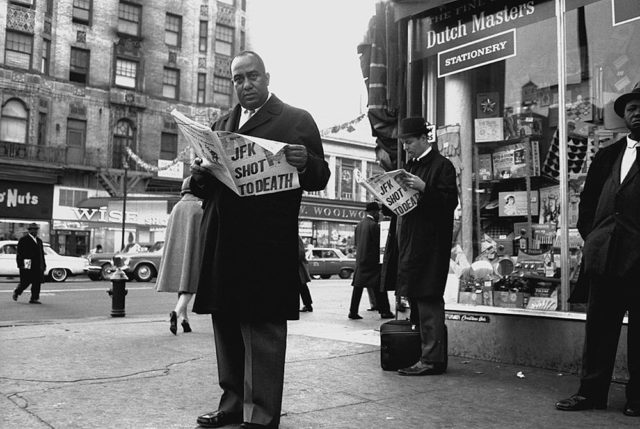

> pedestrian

[
  {"left": 155, "top": 177, "right": 204, "bottom": 335},
  {"left": 555, "top": 82, "right": 640, "bottom": 417},
  {"left": 394, "top": 117, "right": 458, "bottom": 376},
  {"left": 349, "top": 202, "right": 394, "bottom": 320},
  {"left": 298, "top": 236, "right": 313, "bottom": 312},
  {"left": 190, "top": 50, "right": 330, "bottom": 429},
  {"left": 91, "top": 244, "right": 103, "bottom": 254},
  {"left": 12, "top": 223, "right": 46, "bottom": 304}
]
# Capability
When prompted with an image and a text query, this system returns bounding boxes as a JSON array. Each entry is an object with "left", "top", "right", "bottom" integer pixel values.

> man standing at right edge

[
  {"left": 556, "top": 83, "right": 640, "bottom": 417},
  {"left": 394, "top": 117, "right": 458, "bottom": 376}
]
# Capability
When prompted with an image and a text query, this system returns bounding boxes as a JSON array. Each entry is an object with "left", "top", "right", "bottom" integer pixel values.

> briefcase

[{"left": 380, "top": 319, "right": 448, "bottom": 371}]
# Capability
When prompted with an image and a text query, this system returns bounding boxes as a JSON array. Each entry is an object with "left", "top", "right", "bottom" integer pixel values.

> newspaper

[
  {"left": 354, "top": 169, "right": 420, "bottom": 216},
  {"left": 171, "top": 109, "right": 300, "bottom": 196}
]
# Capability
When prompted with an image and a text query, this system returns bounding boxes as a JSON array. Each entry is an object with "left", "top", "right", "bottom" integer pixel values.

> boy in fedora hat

[
  {"left": 556, "top": 83, "right": 640, "bottom": 416},
  {"left": 393, "top": 117, "right": 458, "bottom": 376},
  {"left": 13, "top": 223, "right": 46, "bottom": 304}
]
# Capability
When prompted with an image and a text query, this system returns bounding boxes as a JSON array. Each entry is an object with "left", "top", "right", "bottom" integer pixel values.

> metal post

[{"left": 120, "top": 147, "right": 128, "bottom": 251}]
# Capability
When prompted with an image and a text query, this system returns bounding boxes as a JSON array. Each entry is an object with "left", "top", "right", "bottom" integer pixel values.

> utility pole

[{"left": 120, "top": 146, "right": 128, "bottom": 251}]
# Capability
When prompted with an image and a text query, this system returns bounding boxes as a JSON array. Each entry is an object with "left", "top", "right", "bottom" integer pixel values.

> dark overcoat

[
  {"left": 190, "top": 95, "right": 330, "bottom": 321},
  {"left": 351, "top": 215, "right": 381, "bottom": 289},
  {"left": 16, "top": 234, "right": 46, "bottom": 284},
  {"left": 571, "top": 137, "right": 640, "bottom": 301},
  {"left": 396, "top": 149, "right": 458, "bottom": 298}
]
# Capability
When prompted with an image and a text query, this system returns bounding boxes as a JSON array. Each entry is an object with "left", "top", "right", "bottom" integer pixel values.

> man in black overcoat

[
  {"left": 189, "top": 51, "right": 330, "bottom": 429},
  {"left": 12, "top": 223, "right": 46, "bottom": 304},
  {"left": 556, "top": 83, "right": 640, "bottom": 417},
  {"left": 394, "top": 117, "right": 458, "bottom": 376},
  {"left": 349, "top": 202, "right": 394, "bottom": 320}
]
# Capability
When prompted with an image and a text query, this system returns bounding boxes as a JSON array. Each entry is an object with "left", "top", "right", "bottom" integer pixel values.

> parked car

[
  {"left": 0, "top": 240, "right": 89, "bottom": 282},
  {"left": 85, "top": 242, "right": 160, "bottom": 281},
  {"left": 112, "top": 241, "right": 164, "bottom": 282},
  {"left": 306, "top": 247, "right": 355, "bottom": 279}
]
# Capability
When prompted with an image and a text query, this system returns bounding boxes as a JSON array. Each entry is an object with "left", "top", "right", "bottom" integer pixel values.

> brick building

[{"left": 0, "top": 0, "right": 246, "bottom": 254}]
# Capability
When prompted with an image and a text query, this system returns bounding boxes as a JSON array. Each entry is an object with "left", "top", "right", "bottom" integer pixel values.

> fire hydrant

[{"left": 107, "top": 266, "right": 128, "bottom": 317}]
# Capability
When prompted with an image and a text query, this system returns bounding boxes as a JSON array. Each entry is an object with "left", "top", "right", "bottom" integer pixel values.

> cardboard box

[
  {"left": 477, "top": 153, "right": 493, "bottom": 181},
  {"left": 482, "top": 285, "right": 494, "bottom": 306},
  {"left": 526, "top": 283, "right": 558, "bottom": 311},
  {"left": 492, "top": 291, "right": 530, "bottom": 308},
  {"left": 458, "top": 291, "right": 484, "bottom": 306},
  {"left": 499, "top": 191, "right": 539, "bottom": 217}
]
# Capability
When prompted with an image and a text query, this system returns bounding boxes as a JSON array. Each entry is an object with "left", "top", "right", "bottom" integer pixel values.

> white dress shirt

[
  {"left": 620, "top": 135, "right": 639, "bottom": 182},
  {"left": 237, "top": 93, "right": 272, "bottom": 129}
]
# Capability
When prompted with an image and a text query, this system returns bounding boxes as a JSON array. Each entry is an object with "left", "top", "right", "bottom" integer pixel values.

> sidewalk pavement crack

[{"left": 7, "top": 393, "right": 55, "bottom": 429}]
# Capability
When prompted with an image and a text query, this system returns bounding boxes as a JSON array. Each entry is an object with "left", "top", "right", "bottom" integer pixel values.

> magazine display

[
  {"left": 171, "top": 109, "right": 299, "bottom": 196},
  {"left": 354, "top": 169, "right": 420, "bottom": 216}
]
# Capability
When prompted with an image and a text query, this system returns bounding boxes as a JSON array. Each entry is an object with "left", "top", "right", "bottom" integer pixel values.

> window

[
  {"left": 72, "top": 0, "right": 91, "bottom": 25},
  {"left": 218, "top": 0, "right": 234, "bottom": 5},
  {"left": 199, "top": 21, "right": 208, "bottom": 53},
  {"left": 165, "top": 14, "right": 182, "bottom": 47},
  {"left": 5, "top": 31, "right": 33, "bottom": 70},
  {"left": 59, "top": 189, "right": 88, "bottom": 207},
  {"left": 9, "top": 0, "right": 33, "bottom": 8},
  {"left": 335, "top": 158, "right": 359, "bottom": 201},
  {"left": 41, "top": 39, "right": 51, "bottom": 75},
  {"left": 44, "top": 0, "right": 54, "bottom": 16},
  {"left": 213, "top": 76, "right": 232, "bottom": 106},
  {"left": 118, "top": 2, "right": 141, "bottom": 37},
  {"left": 0, "top": 99, "right": 28, "bottom": 143},
  {"left": 160, "top": 133, "right": 177, "bottom": 160},
  {"left": 215, "top": 25, "right": 234, "bottom": 56},
  {"left": 70, "top": 48, "right": 90, "bottom": 84},
  {"left": 113, "top": 119, "right": 135, "bottom": 169},
  {"left": 115, "top": 58, "right": 137, "bottom": 88},
  {"left": 197, "top": 73, "right": 206, "bottom": 104},
  {"left": 163, "top": 68, "right": 179, "bottom": 99},
  {"left": 38, "top": 112, "right": 47, "bottom": 146},
  {"left": 67, "top": 119, "right": 86, "bottom": 149}
]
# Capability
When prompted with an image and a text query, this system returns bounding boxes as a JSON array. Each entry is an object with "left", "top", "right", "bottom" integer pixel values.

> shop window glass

[{"left": 0, "top": 99, "right": 28, "bottom": 143}]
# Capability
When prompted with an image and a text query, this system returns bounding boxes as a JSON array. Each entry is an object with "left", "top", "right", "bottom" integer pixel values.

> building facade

[{"left": 0, "top": 0, "right": 246, "bottom": 254}]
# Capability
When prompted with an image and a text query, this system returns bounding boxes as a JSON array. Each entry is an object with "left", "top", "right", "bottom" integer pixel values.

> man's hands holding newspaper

[
  {"left": 284, "top": 144, "right": 308, "bottom": 171},
  {"left": 398, "top": 172, "right": 426, "bottom": 192}
]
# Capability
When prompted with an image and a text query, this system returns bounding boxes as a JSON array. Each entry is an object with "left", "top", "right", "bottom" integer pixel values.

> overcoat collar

[{"left": 226, "top": 95, "right": 284, "bottom": 133}]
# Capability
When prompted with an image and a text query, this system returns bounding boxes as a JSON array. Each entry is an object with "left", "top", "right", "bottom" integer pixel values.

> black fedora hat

[
  {"left": 27, "top": 222, "right": 39, "bottom": 230},
  {"left": 614, "top": 82, "right": 640, "bottom": 118},
  {"left": 365, "top": 201, "right": 380, "bottom": 212},
  {"left": 398, "top": 117, "right": 428, "bottom": 139}
]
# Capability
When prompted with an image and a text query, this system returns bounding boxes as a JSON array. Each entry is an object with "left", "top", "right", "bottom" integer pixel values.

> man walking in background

[
  {"left": 13, "top": 223, "right": 46, "bottom": 304},
  {"left": 349, "top": 202, "right": 394, "bottom": 320},
  {"left": 190, "top": 50, "right": 330, "bottom": 429}
]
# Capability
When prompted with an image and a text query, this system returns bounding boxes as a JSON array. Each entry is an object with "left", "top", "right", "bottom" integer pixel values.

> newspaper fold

[
  {"left": 171, "top": 109, "right": 300, "bottom": 196},
  {"left": 354, "top": 169, "right": 420, "bottom": 216}
]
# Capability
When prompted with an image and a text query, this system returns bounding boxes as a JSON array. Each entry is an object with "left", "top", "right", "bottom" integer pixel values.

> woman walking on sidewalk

[{"left": 156, "top": 177, "right": 204, "bottom": 334}]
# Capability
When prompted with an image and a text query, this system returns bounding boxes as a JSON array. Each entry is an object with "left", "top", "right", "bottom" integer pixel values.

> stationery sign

[
  {"left": 612, "top": 0, "right": 640, "bottom": 26},
  {"left": 438, "top": 30, "right": 516, "bottom": 77}
]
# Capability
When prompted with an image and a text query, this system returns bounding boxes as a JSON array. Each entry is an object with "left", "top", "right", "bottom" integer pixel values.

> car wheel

[
  {"left": 50, "top": 268, "right": 68, "bottom": 282},
  {"left": 339, "top": 269, "right": 353, "bottom": 279},
  {"left": 88, "top": 272, "right": 101, "bottom": 281},
  {"left": 320, "top": 274, "right": 331, "bottom": 279},
  {"left": 100, "top": 263, "right": 113, "bottom": 280},
  {"left": 310, "top": 274, "right": 320, "bottom": 280},
  {"left": 134, "top": 263, "right": 154, "bottom": 282}
]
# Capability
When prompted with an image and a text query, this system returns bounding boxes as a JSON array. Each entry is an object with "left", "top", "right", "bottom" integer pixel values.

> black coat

[
  {"left": 17, "top": 234, "right": 46, "bottom": 284},
  {"left": 396, "top": 149, "right": 458, "bottom": 298},
  {"left": 351, "top": 215, "right": 380, "bottom": 289},
  {"left": 190, "top": 95, "right": 330, "bottom": 321}
]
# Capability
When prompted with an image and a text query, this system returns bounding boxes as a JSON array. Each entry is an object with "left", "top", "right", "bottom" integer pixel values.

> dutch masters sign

[{"left": 438, "top": 29, "right": 515, "bottom": 77}]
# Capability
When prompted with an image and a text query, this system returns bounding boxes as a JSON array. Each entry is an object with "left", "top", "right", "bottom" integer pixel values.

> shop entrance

[{"left": 53, "top": 230, "right": 90, "bottom": 256}]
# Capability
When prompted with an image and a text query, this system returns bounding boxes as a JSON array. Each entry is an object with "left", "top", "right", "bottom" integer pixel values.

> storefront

[
  {"left": 0, "top": 180, "right": 53, "bottom": 242},
  {"left": 299, "top": 197, "right": 367, "bottom": 253},
  {"left": 371, "top": 0, "right": 640, "bottom": 376}
]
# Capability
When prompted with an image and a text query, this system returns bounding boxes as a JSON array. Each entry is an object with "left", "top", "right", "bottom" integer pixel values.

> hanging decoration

[
  {"left": 125, "top": 146, "right": 190, "bottom": 172},
  {"left": 319, "top": 114, "right": 367, "bottom": 137}
]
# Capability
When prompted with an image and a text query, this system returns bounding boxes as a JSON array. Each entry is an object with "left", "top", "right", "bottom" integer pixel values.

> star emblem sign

[{"left": 480, "top": 97, "right": 496, "bottom": 114}]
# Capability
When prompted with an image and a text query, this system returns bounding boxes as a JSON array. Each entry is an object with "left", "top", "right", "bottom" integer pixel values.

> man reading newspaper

[{"left": 189, "top": 51, "right": 330, "bottom": 429}]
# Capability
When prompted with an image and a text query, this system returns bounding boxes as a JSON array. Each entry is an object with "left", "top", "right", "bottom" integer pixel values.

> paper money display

[
  {"left": 171, "top": 109, "right": 300, "bottom": 196},
  {"left": 354, "top": 169, "right": 420, "bottom": 216}
]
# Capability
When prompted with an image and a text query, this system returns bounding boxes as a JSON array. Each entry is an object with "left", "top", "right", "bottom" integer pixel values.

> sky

[{"left": 245, "top": 0, "right": 378, "bottom": 131}]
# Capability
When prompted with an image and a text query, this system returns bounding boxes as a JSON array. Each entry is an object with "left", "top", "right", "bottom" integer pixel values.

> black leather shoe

[
  {"left": 181, "top": 320, "right": 192, "bottom": 333},
  {"left": 366, "top": 307, "right": 378, "bottom": 311},
  {"left": 29, "top": 300, "right": 41, "bottom": 304},
  {"left": 398, "top": 362, "right": 444, "bottom": 376},
  {"left": 240, "top": 423, "right": 273, "bottom": 428},
  {"left": 169, "top": 311, "right": 177, "bottom": 335},
  {"left": 197, "top": 410, "right": 242, "bottom": 428},
  {"left": 623, "top": 402, "right": 640, "bottom": 416},
  {"left": 300, "top": 305, "right": 313, "bottom": 312},
  {"left": 12, "top": 292, "right": 18, "bottom": 301},
  {"left": 348, "top": 313, "right": 363, "bottom": 319},
  {"left": 555, "top": 395, "right": 607, "bottom": 411},
  {"left": 380, "top": 312, "right": 395, "bottom": 319}
]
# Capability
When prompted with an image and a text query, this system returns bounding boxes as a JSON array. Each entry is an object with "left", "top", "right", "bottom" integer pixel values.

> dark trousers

[
  {"left": 409, "top": 296, "right": 446, "bottom": 366},
  {"left": 349, "top": 287, "right": 390, "bottom": 315},
  {"left": 212, "top": 317, "right": 287, "bottom": 427},
  {"left": 15, "top": 278, "right": 41, "bottom": 301},
  {"left": 578, "top": 276, "right": 640, "bottom": 404},
  {"left": 299, "top": 282, "right": 312, "bottom": 307}
]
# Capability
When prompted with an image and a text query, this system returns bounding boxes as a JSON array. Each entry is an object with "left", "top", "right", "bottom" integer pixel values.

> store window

[
  {"left": 0, "top": 99, "right": 29, "bottom": 143},
  {"left": 165, "top": 13, "right": 182, "bottom": 47},
  {"left": 117, "top": 2, "right": 141, "bottom": 37},
  {"left": 114, "top": 58, "right": 137, "bottom": 89},
  {"left": 72, "top": 0, "right": 92, "bottom": 25},
  {"left": 162, "top": 68, "right": 180, "bottom": 99},
  {"left": 5, "top": 31, "right": 33, "bottom": 70},
  {"left": 69, "top": 47, "right": 90, "bottom": 84}
]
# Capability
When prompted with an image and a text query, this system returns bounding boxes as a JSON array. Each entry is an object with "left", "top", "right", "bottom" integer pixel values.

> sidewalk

[{"left": 1, "top": 313, "right": 635, "bottom": 429}]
